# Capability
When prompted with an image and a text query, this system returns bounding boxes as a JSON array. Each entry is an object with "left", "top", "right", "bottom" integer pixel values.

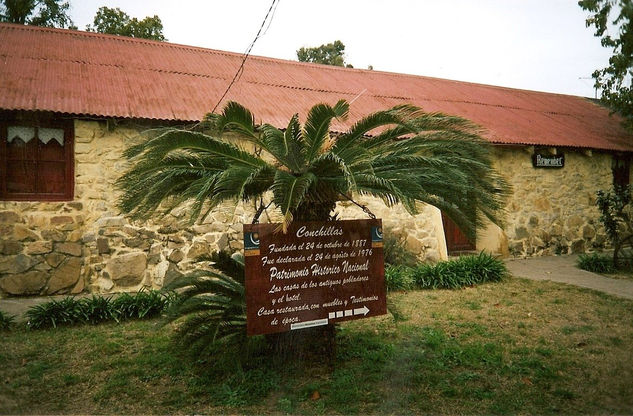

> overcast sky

[{"left": 69, "top": 0, "right": 611, "bottom": 98}]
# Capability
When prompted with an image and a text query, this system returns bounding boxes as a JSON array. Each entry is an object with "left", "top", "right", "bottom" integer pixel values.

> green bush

[
  {"left": 26, "top": 297, "right": 86, "bottom": 329},
  {"left": 577, "top": 253, "right": 616, "bottom": 274},
  {"left": 111, "top": 289, "right": 173, "bottom": 320},
  {"left": 0, "top": 310, "right": 16, "bottom": 331},
  {"left": 164, "top": 251, "right": 248, "bottom": 356},
  {"left": 411, "top": 252, "right": 507, "bottom": 290},
  {"left": 25, "top": 290, "right": 173, "bottom": 329},
  {"left": 81, "top": 295, "right": 117, "bottom": 324},
  {"left": 384, "top": 265, "right": 414, "bottom": 291}
]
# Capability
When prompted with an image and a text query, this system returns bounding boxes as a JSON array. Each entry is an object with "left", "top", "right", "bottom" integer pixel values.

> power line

[{"left": 211, "top": 0, "right": 281, "bottom": 113}]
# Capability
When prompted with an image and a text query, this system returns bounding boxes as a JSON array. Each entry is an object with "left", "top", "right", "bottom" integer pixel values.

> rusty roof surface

[{"left": 1, "top": 23, "right": 632, "bottom": 151}]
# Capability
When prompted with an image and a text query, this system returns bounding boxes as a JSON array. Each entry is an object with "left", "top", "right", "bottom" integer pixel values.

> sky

[{"left": 69, "top": 0, "right": 612, "bottom": 98}]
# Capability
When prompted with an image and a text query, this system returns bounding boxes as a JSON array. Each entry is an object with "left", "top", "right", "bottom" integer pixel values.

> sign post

[{"left": 244, "top": 219, "right": 386, "bottom": 336}]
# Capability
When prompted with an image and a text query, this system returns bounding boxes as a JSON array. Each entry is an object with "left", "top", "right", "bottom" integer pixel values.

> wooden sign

[
  {"left": 532, "top": 152, "right": 564, "bottom": 168},
  {"left": 243, "top": 219, "right": 386, "bottom": 336}
]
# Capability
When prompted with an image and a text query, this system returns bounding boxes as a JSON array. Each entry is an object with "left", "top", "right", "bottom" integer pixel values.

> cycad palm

[{"left": 117, "top": 99, "right": 507, "bottom": 237}]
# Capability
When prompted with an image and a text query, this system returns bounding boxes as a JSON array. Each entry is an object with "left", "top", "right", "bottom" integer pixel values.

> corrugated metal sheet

[{"left": 1, "top": 23, "right": 632, "bottom": 151}]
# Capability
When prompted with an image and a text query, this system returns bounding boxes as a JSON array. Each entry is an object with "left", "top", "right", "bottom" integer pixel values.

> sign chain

[
  {"left": 338, "top": 192, "right": 376, "bottom": 219},
  {"left": 252, "top": 198, "right": 273, "bottom": 224}
]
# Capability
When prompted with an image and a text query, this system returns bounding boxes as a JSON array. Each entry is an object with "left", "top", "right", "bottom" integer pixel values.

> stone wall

[
  {"left": 0, "top": 120, "right": 622, "bottom": 297},
  {"left": 493, "top": 146, "right": 613, "bottom": 257},
  {"left": 0, "top": 120, "right": 445, "bottom": 298}
]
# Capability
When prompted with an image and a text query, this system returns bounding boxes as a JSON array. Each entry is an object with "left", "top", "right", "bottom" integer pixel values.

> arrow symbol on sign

[{"left": 354, "top": 306, "right": 370, "bottom": 316}]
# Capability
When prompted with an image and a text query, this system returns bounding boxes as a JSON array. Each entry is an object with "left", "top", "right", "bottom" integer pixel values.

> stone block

[
  {"left": 164, "top": 263, "right": 183, "bottom": 286},
  {"left": 0, "top": 270, "right": 47, "bottom": 295},
  {"left": 0, "top": 224, "right": 13, "bottom": 236},
  {"left": 71, "top": 275, "right": 85, "bottom": 294},
  {"left": 13, "top": 225, "right": 39, "bottom": 242},
  {"left": 0, "top": 211, "right": 22, "bottom": 224},
  {"left": 148, "top": 243, "right": 163, "bottom": 265},
  {"left": 45, "top": 252, "right": 66, "bottom": 268},
  {"left": 570, "top": 239, "right": 585, "bottom": 254},
  {"left": 41, "top": 229, "right": 67, "bottom": 242},
  {"left": 50, "top": 215, "right": 74, "bottom": 226},
  {"left": 82, "top": 232, "right": 96, "bottom": 243},
  {"left": 187, "top": 241, "right": 211, "bottom": 260},
  {"left": 67, "top": 230, "right": 83, "bottom": 242},
  {"left": 105, "top": 252, "right": 147, "bottom": 286},
  {"left": 66, "top": 202, "right": 84, "bottom": 210},
  {"left": 124, "top": 237, "right": 149, "bottom": 250},
  {"left": 96, "top": 238, "right": 110, "bottom": 254},
  {"left": 582, "top": 225, "right": 596, "bottom": 239},
  {"left": 514, "top": 226, "right": 529, "bottom": 239},
  {"left": 217, "top": 234, "right": 229, "bottom": 252},
  {"left": 168, "top": 249, "right": 184, "bottom": 263},
  {"left": 0, "top": 240, "right": 22, "bottom": 255},
  {"left": 26, "top": 241, "right": 53, "bottom": 255},
  {"left": 406, "top": 235, "right": 424, "bottom": 254},
  {"left": 567, "top": 215, "right": 583, "bottom": 228},
  {"left": 56, "top": 242, "right": 83, "bottom": 257},
  {"left": 0, "top": 254, "right": 38, "bottom": 274},
  {"left": 95, "top": 216, "right": 127, "bottom": 228},
  {"left": 46, "top": 257, "right": 82, "bottom": 294}
]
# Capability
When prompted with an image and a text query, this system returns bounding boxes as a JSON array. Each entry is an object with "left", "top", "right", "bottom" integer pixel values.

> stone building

[{"left": 1, "top": 23, "right": 632, "bottom": 297}]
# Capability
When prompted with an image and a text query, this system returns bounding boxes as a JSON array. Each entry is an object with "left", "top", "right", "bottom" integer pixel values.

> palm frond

[
  {"left": 203, "top": 101, "right": 257, "bottom": 139},
  {"left": 272, "top": 170, "right": 317, "bottom": 231},
  {"left": 303, "top": 100, "right": 349, "bottom": 163}
]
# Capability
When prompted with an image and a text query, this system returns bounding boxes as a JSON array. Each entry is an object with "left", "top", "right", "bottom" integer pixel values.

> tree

[
  {"left": 579, "top": 0, "right": 633, "bottom": 129},
  {"left": 118, "top": 100, "right": 507, "bottom": 237},
  {"left": 297, "top": 40, "right": 353, "bottom": 67},
  {"left": 116, "top": 99, "right": 508, "bottom": 355},
  {"left": 0, "top": 0, "right": 73, "bottom": 28},
  {"left": 86, "top": 6, "right": 165, "bottom": 41}
]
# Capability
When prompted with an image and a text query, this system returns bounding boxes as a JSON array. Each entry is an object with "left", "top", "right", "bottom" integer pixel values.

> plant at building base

[
  {"left": 0, "top": 310, "right": 16, "bottom": 331},
  {"left": 0, "top": 0, "right": 73, "bottom": 28},
  {"left": 162, "top": 251, "right": 250, "bottom": 358},
  {"left": 116, "top": 99, "right": 509, "bottom": 356},
  {"left": 596, "top": 185, "right": 633, "bottom": 269}
]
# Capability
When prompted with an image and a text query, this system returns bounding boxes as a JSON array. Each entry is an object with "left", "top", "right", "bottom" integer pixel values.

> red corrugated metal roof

[{"left": 1, "top": 23, "right": 632, "bottom": 151}]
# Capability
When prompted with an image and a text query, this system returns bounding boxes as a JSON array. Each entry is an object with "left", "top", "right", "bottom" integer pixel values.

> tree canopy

[
  {"left": 579, "top": 0, "right": 633, "bottom": 129},
  {"left": 0, "top": 0, "right": 73, "bottom": 28},
  {"left": 117, "top": 100, "right": 508, "bottom": 239},
  {"left": 297, "top": 40, "right": 353, "bottom": 67},
  {"left": 85, "top": 6, "right": 165, "bottom": 41}
]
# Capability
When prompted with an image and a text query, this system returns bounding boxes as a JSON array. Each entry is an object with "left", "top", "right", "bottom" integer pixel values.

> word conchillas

[{"left": 296, "top": 225, "right": 343, "bottom": 238}]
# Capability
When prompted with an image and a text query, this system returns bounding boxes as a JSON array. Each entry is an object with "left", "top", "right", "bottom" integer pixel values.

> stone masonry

[
  {"left": 0, "top": 120, "right": 622, "bottom": 297},
  {"left": 0, "top": 120, "right": 445, "bottom": 298},
  {"left": 495, "top": 146, "right": 613, "bottom": 257}
]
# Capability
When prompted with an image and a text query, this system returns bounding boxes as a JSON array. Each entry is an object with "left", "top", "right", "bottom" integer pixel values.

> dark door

[{"left": 441, "top": 212, "right": 475, "bottom": 254}]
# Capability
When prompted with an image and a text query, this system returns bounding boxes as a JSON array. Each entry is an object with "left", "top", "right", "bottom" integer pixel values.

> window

[{"left": 0, "top": 118, "right": 74, "bottom": 201}]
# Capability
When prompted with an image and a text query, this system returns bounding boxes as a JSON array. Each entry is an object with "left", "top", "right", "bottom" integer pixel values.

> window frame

[{"left": 0, "top": 117, "right": 74, "bottom": 201}]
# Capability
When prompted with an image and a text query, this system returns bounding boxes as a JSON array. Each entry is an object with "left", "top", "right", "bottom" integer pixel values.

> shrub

[
  {"left": 80, "top": 295, "right": 117, "bottom": 324},
  {"left": 0, "top": 310, "right": 16, "bottom": 331},
  {"left": 383, "top": 234, "right": 418, "bottom": 267},
  {"left": 384, "top": 265, "right": 415, "bottom": 291},
  {"left": 577, "top": 253, "right": 616, "bottom": 274},
  {"left": 25, "top": 290, "right": 174, "bottom": 329},
  {"left": 111, "top": 289, "right": 173, "bottom": 320},
  {"left": 163, "top": 251, "right": 248, "bottom": 356},
  {"left": 411, "top": 252, "right": 507, "bottom": 290},
  {"left": 26, "top": 297, "right": 86, "bottom": 329}
]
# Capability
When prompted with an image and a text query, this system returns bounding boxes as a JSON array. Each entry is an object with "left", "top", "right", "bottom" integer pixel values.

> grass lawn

[{"left": 1, "top": 277, "right": 632, "bottom": 415}]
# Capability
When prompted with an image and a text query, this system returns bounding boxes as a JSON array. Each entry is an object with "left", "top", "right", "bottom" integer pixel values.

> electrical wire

[{"left": 211, "top": 0, "right": 281, "bottom": 113}]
